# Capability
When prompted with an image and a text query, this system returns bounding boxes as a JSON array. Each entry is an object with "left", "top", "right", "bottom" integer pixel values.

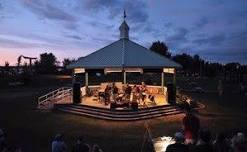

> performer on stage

[
  {"left": 133, "top": 85, "right": 141, "bottom": 104},
  {"left": 104, "top": 84, "right": 111, "bottom": 105},
  {"left": 112, "top": 82, "right": 119, "bottom": 102},
  {"left": 140, "top": 82, "right": 147, "bottom": 105},
  {"left": 124, "top": 83, "right": 132, "bottom": 101}
]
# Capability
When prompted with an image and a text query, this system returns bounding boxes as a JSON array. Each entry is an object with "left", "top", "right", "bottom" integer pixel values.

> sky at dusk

[{"left": 0, "top": 0, "right": 247, "bottom": 65}]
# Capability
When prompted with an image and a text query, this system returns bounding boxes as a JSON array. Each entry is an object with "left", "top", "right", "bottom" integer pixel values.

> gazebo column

[
  {"left": 72, "top": 70, "right": 76, "bottom": 84},
  {"left": 173, "top": 69, "right": 176, "bottom": 86},
  {"left": 161, "top": 72, "right": 164, "bottom": 90},
  {"left": 85, "top": 72, "right": 89, "bottom": 87},
  {"left": 173, "top": 69, "right": 176, "bottom": 96},
  {"left": 123, "top": 71, "right": 127, "bottom": 84}
]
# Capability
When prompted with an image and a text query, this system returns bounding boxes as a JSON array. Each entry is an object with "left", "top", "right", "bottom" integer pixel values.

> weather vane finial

[{"left": 124, "top": 9, "right": 126, "bottom": 20}]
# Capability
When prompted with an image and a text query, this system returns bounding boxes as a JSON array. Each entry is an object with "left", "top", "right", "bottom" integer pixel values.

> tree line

[{"left": 150, "top": 41, "right": 246, "bottom": 79}]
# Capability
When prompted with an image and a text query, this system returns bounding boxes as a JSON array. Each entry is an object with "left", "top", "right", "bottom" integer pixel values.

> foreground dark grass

[{"left": 0, "top": 76, "right": 247, "bottom": 151}]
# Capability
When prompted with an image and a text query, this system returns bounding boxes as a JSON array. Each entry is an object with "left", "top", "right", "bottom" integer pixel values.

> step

[
  {"left": 55, "top": 104, "right": 179, "bottom": 115},
  {"left": 55, "top": 103, "right": 178, "bottom": 113},
  {"left": 56, "top": 106, "right": 181, "bottom": 118},
  {"left": 57, "top": 108, "right": 183, "bottom": 121},
  {"left": 70, "top": 103, "right": 174, "bottom": 111},
  {"left": 55, "top": 103, "right": 184, "bottom": 121}
]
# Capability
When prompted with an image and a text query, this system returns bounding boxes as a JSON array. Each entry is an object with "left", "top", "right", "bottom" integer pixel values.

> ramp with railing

[{"left": 37, "top": 87, "right": 72, "bottom": 109}]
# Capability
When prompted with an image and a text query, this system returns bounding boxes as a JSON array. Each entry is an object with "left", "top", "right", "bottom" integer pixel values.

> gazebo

[{"left": 67, "top": 12, "right": 181, "bottom": 110}]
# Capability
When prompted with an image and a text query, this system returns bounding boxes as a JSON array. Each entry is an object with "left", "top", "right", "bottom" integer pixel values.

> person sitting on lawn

[
  {"left": 92, "top": 144, "right": 103, "bottom": 152},
  {"left": 0, "top": 128, "right": 7, "bottom": 152},
  {"left": 231, "top": 132, "right": 247, "bottom": 152},
  {"left": 213, "top": 132, "right": 231, "bottom": 152},
  {"left": 191, "top": 129, "right": 214, "bottom": 152},
  {"left": 52, "top": 134, "right": 67, "bottom": 152},
  {"left": 72, "top": 136, "right": 90, "bottom": 152},
  {"left": 166, "top": 132, "right": 189, "bottom": 152}
]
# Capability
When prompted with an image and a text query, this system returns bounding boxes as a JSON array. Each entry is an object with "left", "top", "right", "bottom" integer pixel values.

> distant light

[{"left": 96, "top": 73, "right": 101, "bottom": 77}]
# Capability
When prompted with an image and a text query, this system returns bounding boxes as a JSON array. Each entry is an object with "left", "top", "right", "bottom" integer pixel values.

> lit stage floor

[
  {"left": 56, "top": 94, "right": 168, "bottom": 110},
  {"left": 79, "top": 94, "right": 168, "bottom": 109}
]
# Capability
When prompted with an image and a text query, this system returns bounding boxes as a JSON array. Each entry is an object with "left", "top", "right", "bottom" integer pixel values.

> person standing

[{"left": 182, "top": 107, "right": 200, "bottom": 145}]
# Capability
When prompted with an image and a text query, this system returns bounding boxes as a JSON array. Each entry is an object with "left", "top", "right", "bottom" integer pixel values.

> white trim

[
  {"left": 123, "top": 71, "right": 126, "bottom": 84},
  {"left": 85, "top": 72, "right": 88, "bottom": 86},
  {"left": 104, "top": 68, "right": 143, "bottom": 74},
  {"left": 74, "top": 68, "right": 85, "bottom": 74},
  {"left": 104, "top": 68, "right": 122, "bottom": 74},
  {"left": 125, "top": 68, "right": 143, "bottom": 73},
  {"left": 163, "top": 68, "right": 175, "bottom": 74}
]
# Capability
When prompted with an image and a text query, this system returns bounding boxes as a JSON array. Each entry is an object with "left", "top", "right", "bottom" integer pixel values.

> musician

[
  {"left": 133, "top": 85, "right": 140, "bottom": 94},
  {"left": 124, "top": 83, "right": 132, "bottom": 101},
  {"left": 124, "top": 84, "right": 131, "bottom": 94},
  {"left": 133, "top": 85, "right": 141, "bottom": 104},
  {"left": 112, "top": 83, "right": 118, "bottom": 94},
  {"left": 112, "top": 82, "right": 119, "bottom": 102},
  {"left": 140, "top": 82, "right": 147, "bottom": 105},
  {"left": 140, "top": 82, "right": 146, "bottom": 92},
  {"left": 104, "top": 84, "right": 111, "bottom": 105}
]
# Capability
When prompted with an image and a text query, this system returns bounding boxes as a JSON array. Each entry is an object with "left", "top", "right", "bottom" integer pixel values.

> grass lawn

[{"left": 0, "top": 76, "right": 247, "bottom": 152}]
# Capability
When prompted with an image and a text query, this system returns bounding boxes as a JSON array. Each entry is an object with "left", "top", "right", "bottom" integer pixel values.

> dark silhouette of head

[
  {"left": 199, "top": 129, "right": 212, "bottom": 144},
  {"left": 174, "top": 132, "right": 184, "bottom": 143}
]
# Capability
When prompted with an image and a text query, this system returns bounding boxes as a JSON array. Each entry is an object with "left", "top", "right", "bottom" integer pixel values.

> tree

[
  {"left": 173, "top": 53, "right": 194, "bottom": 73},
  {"left": 204, "top": 62, "right": 223, "bottom": 77},
  {"left": 62, "top": 58, "right": 76, "bottom": 74},
  {"left": 149, "top": 41, "right": 171, "bottom": 58},
  {"left": 4, "top": 61, "right": 10, "bottom": 71},
  {"left": 62, "top": 58, "right": 76, "bottom": 68},
  {"left": 224, "top": 62, "right": 241, "bottom": 82},
  {"left": 193, "top": 54, "right": 202, "bottom": 76},
  {"left": 36, "top": 53, "right": 58, "bottom": 74}
]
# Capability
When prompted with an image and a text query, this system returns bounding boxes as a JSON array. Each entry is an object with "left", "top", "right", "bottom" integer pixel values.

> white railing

[{"left": 38, "top": 87, "right": 72, "bottom": 109}]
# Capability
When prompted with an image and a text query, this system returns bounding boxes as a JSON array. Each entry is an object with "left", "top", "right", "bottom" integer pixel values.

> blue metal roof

[{"left": 67, "top": 39, "right": 181, "bottom": 69}]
